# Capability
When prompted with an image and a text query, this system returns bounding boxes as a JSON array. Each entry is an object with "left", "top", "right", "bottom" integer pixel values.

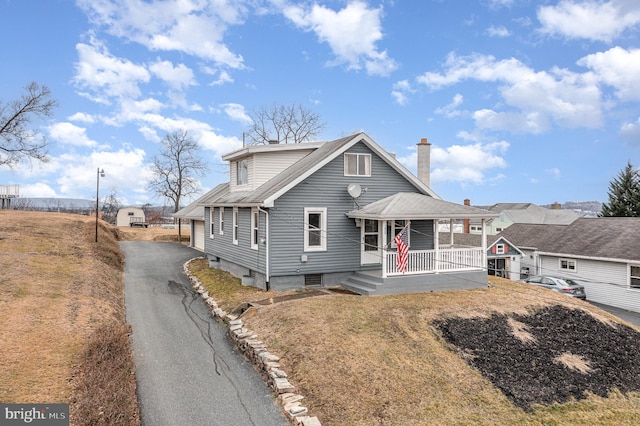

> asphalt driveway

[{"left": 121, "top": 241, "right": 288, "bottom": 426}]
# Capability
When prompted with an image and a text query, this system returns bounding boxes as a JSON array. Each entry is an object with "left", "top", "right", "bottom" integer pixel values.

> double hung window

[
  {"left": 304, "top": 208, "right": 327, "bottom": 251},
  {"left": 344, "top": 153, "right": 371, "bottom": 176}
]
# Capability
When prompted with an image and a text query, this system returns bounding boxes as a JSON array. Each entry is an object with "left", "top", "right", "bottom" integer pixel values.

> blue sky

[{"left": 1, "top": 0, "right": 640, "bottom": 207}]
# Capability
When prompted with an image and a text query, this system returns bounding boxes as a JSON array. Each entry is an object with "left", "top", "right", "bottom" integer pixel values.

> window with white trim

[
  {"left": 251, "top": 208, "right": 259, "bottom": 250},
  {"left": 237, "top": 159, "right": 248, "bottom": 185},
  {"left": 209, "top": 208, "right": 215, "bottom": 238},
  {"left": 232, "top": 208, "right": 239, "bottom": 245},
  {"left": 388, "top": 220, "right": 408, "bottom": 249},
  {"left": 630, "top": 265, "right": 640, "bottom": 289},
  {"left": 496, "top": 244, "right": 505, "bottom": 255},
  {"left": 344, "top": 153, "right": 371, "bottom": 176},
  {"left": 304, "top": 207, "right": 327, "bottom": 251},
  {"left": 559, "top": 258, "right": 576, "bottom": 272},
  {"left": 219, "top": 207, "right": 225, "bottom": 235}
]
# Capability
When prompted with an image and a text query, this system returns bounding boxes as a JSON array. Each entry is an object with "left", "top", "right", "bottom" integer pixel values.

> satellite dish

[{"left": 347, "top": 183, "right": 362, "bottom": 199}]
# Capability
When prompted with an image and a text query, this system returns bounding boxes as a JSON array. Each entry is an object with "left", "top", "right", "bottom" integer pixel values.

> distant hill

[
  {"left": 542, "top": 201, "right": 602, "bottom": 217},
  {"left": 16, "top": 197, "right": 96, "bottom": 210}
]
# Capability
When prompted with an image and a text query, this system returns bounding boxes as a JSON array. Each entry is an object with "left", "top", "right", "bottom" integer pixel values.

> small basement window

[{"left": 304, "top": 274, "right": 322, "bottom": 287}]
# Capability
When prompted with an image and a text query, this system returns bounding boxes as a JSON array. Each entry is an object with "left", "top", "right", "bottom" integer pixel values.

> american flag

[{"left": 394, "top": 224, "right": 409, "bottom": 273}]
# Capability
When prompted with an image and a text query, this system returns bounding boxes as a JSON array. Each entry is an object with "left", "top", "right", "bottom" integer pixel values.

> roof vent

[{"left": 268, "top": 139, "right": 279, "bottom": 144}]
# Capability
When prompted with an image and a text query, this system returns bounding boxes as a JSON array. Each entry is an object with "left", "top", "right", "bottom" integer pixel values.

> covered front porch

[{"left": 342, "top": 193, "right": 498, "bottom": 295}]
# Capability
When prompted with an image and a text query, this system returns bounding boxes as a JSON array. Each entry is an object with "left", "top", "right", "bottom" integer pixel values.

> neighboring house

[
  {"left": 195, "top": 133, "right": 498, "bottom": 295},
  {"left": 499, "top": 218, "right": 640, "bottom": 313},
  {"left": 439, "top": 232, "right": 524, "bottom": 281},
  {"left": 116, "top": 207, "right": 147, "bottom": 227},
  {"left": 469, "top": 202, "right": 580, "bottom": 235},
  {"left": 0, "top": 184, "right": 19, "bottom": 209}
]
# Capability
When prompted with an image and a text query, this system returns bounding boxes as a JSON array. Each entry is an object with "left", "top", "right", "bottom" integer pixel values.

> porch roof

[{"left": 346, "top": 192, "right": 499, "bottom": 220}]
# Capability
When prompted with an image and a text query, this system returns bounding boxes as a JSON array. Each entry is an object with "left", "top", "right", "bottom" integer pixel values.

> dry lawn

[
  {"left": 188, "top": 258, "right": 640, "bottom": 426},
  {"left": 117, "top": 225, "right": 190, "bottom": 242},
  {"left": 0, "top": 210, "right": 138, "bottom": 425}
]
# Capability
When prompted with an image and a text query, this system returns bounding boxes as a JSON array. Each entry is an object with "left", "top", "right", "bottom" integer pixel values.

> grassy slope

[
  {"left": 0, "top": 211, "right": 138, "bottom": 425},
  {"left": 189, "top": 258, "right": 640, "bottom": 426}
]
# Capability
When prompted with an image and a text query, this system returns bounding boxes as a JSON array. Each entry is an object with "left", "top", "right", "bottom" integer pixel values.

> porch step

[
  {"left": 341, "top": 270, "right": 489, "bottom": 296},
  {"left": 340, "top": 272, "right": 384, "bottom": 296}
]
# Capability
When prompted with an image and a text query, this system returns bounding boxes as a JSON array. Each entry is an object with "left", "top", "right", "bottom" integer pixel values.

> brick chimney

[
  {"left": 550, "top": 201, "right": 561, "bottom": 210},
  {"left": 463, "top": 198, "right": 471, "bottom": 234},
  {"left": 416, "top": 137, "right": 431, "bottom": 187}
]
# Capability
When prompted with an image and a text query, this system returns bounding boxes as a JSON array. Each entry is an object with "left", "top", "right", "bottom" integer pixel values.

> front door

[{"left": 361, "top": 219, "right": 381, "bottom": 264}]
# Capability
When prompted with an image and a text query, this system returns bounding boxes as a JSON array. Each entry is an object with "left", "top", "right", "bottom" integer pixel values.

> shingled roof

[
  {"left": 499, "top": 218, "right": 640, "bottom": 262},
  {"left": 198, "top": 132, "right": 438, "bottom": 208}
]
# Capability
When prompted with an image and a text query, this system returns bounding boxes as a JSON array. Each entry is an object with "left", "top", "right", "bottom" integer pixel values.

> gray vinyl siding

[
  {"left": 268, "top": 141, "right": 427, "bottom": 277},
  {"left": 539, "top": 255, "right": 639, "bottom": 313},
  {"left": 204, "top": 206, "right": 266, "bottom": 275}
]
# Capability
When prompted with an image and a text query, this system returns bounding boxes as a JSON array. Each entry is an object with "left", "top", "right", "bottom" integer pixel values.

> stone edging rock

[{"left": 183, "top": 258, "right": 322, "bottom": 426}]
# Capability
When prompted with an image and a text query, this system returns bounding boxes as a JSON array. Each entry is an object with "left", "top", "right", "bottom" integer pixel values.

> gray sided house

[
  {"left": 199, "top": 133, "right": 498, "bottom": 295},
  {"left": 499, "top": 218, "right": 640, "bottom": 313}
]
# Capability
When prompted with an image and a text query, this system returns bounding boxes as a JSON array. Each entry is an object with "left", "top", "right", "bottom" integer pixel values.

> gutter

[{"left": 258, "top": 206, "right": 270, "bottom": 290}]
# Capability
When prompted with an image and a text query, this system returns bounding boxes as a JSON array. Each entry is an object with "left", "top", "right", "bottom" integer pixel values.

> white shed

[{"left": 116, "top": 207, "right": 147, "bottom": 227}]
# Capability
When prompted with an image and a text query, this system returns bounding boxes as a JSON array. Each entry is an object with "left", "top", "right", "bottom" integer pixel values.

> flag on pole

[{"left": 394, "top": 224, "right": 409, "bottom": 273}]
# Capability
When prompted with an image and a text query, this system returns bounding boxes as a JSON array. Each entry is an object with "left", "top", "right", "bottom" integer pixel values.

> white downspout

[
  {"left": 481, "top": 218, "right": 487, "bottom": 271},
  {"left": 382, "top": 219, "right": 387, "bottom": 278},
  {"left": 258, "top": 207, "right": 270, "bottom": 287},
  {"left": 433, "top": 220, "right": 440, "bottom": 273}
]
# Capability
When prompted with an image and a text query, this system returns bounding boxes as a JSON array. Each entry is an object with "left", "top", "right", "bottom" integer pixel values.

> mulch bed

[{"left": 434, "top": 305, "right": 640, "bottom": 411}]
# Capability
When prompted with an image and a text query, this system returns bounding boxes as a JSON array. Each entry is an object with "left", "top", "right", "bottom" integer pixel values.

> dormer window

[
  {"left": 237, "top": 159, "right": 248, "bottom": 185},
  {"left": 344, "top": 153, "right": 371, "bottom": 177}
]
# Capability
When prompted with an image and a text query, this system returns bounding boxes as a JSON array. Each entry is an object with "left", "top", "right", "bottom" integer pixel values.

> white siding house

[{"left": 499, "top": 218, "right": 640, "bottom": 313}]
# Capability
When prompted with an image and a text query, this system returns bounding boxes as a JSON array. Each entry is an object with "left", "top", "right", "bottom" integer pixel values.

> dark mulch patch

[{"left": 434, "top": 305, "right": 640, "bottom": 411}]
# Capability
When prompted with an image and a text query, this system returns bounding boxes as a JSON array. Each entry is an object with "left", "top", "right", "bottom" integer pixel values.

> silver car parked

[{"left": 523, "top": 275, "right": 587, "bottom": 300}]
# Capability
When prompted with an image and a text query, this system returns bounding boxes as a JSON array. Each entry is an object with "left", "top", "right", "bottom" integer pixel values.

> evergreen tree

[{"left": 600, "top": 161, "right": 640, "bottom": 217}]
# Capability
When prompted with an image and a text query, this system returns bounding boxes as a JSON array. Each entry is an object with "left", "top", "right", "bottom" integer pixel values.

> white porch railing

[{"left": 384, "top": 247, "right": 484, "bottom": 277}]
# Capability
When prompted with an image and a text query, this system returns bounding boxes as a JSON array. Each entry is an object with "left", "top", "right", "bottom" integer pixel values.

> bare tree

[
  {"left": 147, "top": 130, "right": 208, "bottom": 214},
  {"left": 0, "top": 82, "right": 58, "bottom": 167},
  {"left": 246, "top": 103, "right": 325, "bottom": 144},
  {"left": 101, "top": 190, "right": 121, "bottom": 225}
]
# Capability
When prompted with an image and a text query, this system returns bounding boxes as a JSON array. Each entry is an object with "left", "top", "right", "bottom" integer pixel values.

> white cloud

[
  {"left": 417, "top": 53, "right": 603, "bottom": 132},
  {"left": 149, "top": 60, "right": 196, "bottom": 90},
  {"left": 435, "top": 93, "right": 464, "bottom": 118},
  {"left": 486, "top": 25, "right": 511, "bottom": 37},
  {"left": 397, "top": 139, "right": 509, "bottom": 185},
  {"left": 578, "top": 47, "right": 640, "bottom": 101},
  {"left": 209, "top": 70, "right": 234, "bottom": 86},
  {"left": 391, "top": 80, "right": 415, "bottom": 105},
  {"left": 430, "top": 141, "right": 509, "bottom": 184},
  {"left": 48, "top": 122, "right": 98, "bottom": 147},
  {"left": 74, "top": 39, "right": 150, "bottom": 102},
  {"left": 20, "top": 182, "right": 58, "bottom": 198},
  {"left": 77, "top": 0, "right": 246, "bottom": 68},
  {"left": 537, "top": 0, "right": 640, "bottom": 42},
  {"left": 620, "top": 117, "right": 640, "bottom": 144},
  {"left": 221, "top": 103, "right": 252, "bottom": 124},
  {"left": 55, "top": 148, "right": 148, "bottom": 198},
  {"left": 68, "top": 112, "right": 96, "bottom": 123},
  {"left": 283, "top": 0, "right": 397, "bottom": 76}
]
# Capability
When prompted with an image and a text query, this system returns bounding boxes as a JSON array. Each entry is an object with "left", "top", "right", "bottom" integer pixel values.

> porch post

[
  {"left": 449, "top": 219, "right": 454, "bottom": 247},
  {"left": 481, "top": 218, "right": 487, "bottom": 270},
  {"left": 381, "top": 220, "right": 387, "bottom": 278},
  {"left": 433, "top": 220, "right": 440, "bottom": 273}
]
